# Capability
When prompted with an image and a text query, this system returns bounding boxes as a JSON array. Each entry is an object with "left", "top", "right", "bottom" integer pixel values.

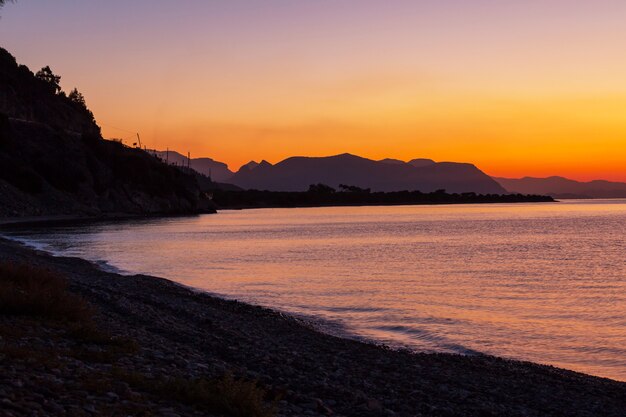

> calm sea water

[{"left": 5, "top": 200, "right": 626, "bottom": 381}]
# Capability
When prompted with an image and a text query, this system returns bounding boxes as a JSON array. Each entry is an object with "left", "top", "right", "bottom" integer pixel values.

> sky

[{"left": 1, "top": 0, "right": 626, "bottom": 180}]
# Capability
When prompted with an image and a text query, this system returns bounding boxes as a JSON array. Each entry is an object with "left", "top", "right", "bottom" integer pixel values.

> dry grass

[
  {"left": 113, "top": 369, "right": 277, "bottom": 417},
  {"left": 0, "top": 343, "right": 64, "bottom": 369},
  {"left": 0, "top": 263, "right": 275, "bottom": 416},
  {"left": 0, "top": 262, "right": 92, "bottom": 322},
  {"left": 67, "top": 322, "right": 138, "bottom": 348}
]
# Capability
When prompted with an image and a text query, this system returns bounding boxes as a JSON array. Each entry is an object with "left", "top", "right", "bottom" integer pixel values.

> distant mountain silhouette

[
  {"left": 240, "top": 161, "right": 261, "bottom": 171},
  {"left": 229, "top": 153, "right": 506, "bottom": 193},
  {"left": 379, "top": 158, "right": 405, "bottom": 165},
  {"left": 494, "top": 176, "right": 626, "bottom": 199},
  {"left": 408, "top": 158, "right": 436, "bottom": 168},
  {"left": 149, "top": 150, "right": 234, "bottom": 182}
]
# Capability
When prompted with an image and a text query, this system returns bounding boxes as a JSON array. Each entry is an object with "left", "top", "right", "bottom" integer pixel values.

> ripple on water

[{"left": 4, "top": 201, "right": 626, "bottom": 381}]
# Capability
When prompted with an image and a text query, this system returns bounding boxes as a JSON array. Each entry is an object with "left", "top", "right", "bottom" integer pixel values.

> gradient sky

[{"left": 2, "top": 1, "right": 626, "bottom": 180}]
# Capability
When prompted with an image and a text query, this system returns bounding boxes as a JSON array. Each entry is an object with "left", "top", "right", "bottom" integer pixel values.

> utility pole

[
  {"left": 187, "top": 151, "right": 191, "bottom": 170},
  {"left": 136, "top": 133, "right": 142, "bottom": 149},
  {"left": 166, "top": 147, "right": 169, "bottom": 164}
]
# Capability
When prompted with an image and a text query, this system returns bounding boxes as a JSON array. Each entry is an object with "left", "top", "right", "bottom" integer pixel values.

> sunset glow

[
  {"left": 2, "top": 1, "right": 626, "bottom": 180},
  {"left": 4, "top": 1, "right": 626, "bottom": 408}
]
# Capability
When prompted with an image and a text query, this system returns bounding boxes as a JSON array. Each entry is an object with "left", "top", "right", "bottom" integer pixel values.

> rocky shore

[{"left": 1, "top": 237, "right": 625, "bottom": 417}]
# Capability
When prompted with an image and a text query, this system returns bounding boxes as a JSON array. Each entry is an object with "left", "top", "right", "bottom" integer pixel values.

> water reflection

[{"left": 5, "top": 200, "right": 626, "bottom": 381}]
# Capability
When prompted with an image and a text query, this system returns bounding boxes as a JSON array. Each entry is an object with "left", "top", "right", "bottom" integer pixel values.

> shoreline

[
  {"left": 0, "top": 235, "right": 491, "bottom": 359},
  {"left": 0, "top": 212, "right": 205, "bottom": 229},
  {"left": 1, "top": 237, "right": 625, "bottom": 416},
  {"left": 0, "top": 233, "right": 414, "bottom": 353},
  {"left": 213, "top": 199, "right": 559, "bottom": 211},
  {"left": 0, "top": 198, "right": 561, "bottom": 228}
]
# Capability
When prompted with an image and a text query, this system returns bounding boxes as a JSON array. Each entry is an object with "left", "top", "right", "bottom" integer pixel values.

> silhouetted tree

[
  {"left": 68, "top": 88, "right": 86, "bottom": 107},
  {"left": 339, "top": 184, "right": 371, "bottom": 193},
  {"left": 308, "top": 183, "right": 336, "bottom": 193},
  {"left": 35, "top": 66, "right": 61, "bottom": 94}
]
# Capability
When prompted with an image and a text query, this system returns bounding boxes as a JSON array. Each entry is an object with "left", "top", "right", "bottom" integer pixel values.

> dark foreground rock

[{"left": 1, "top": 238, "right": 625, "bottom": 417}]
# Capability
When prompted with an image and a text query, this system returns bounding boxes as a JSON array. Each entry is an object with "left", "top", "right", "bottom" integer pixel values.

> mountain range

[
  {"left": 160, "top": 150, "right": 626, "bottom": 198},
  {"left": 159, "top": 151, "right": 506, "bottom": 194},
  {"left": 148, "top": 150, "right": 235, "bottom": 183},
  {"left": 494, "top": 177, "right": 626, "bottom": 199},
  {"left": 229, "top": 154, "right": 507, "bottom": 193}
]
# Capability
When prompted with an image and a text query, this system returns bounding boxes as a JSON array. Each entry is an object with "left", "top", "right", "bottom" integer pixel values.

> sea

[{"left": 4, "top": 199, "right": 626, "bottom": 381}]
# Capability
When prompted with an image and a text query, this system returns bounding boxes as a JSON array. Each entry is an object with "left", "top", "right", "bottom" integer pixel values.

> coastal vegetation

[
  {"left": 0, "top": 263, "right": 91, "bottom": 320},
  {"left": 211, "top": 186, "right": 554, "bottom": 209}
]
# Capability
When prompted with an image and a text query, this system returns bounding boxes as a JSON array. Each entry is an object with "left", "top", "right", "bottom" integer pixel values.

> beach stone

[
  {"left": 316, "top": 398, "right": 334, "bottom": 415},
  {"left": 366, "top": 398, "right": 383, "bottom": 412},
  {"left": 1, "top": 238, "right": 626, "bottom": 417}
]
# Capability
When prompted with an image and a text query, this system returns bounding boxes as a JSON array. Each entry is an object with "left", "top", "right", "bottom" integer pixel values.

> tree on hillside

[
  {"left": 339, "top": 184, "right": 371, "bottom": 193},
  {"left": 308, "top": 183, "right": 336, "bottom": 193},
  {"left": 68, "top": 88, "right": 86, "bottom": 107},
  {"left": 35, "top": 66, "right": 62, "bottom": 94}
]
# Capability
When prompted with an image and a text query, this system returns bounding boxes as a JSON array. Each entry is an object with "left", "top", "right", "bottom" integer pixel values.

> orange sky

[{"left": 1, "top": 1, "right": 626, "bottom": 181}]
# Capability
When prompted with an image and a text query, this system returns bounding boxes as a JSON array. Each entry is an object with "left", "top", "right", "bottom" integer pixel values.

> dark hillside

[{"left": 0, "top": 48, "right": 213, "bottom": 218}]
